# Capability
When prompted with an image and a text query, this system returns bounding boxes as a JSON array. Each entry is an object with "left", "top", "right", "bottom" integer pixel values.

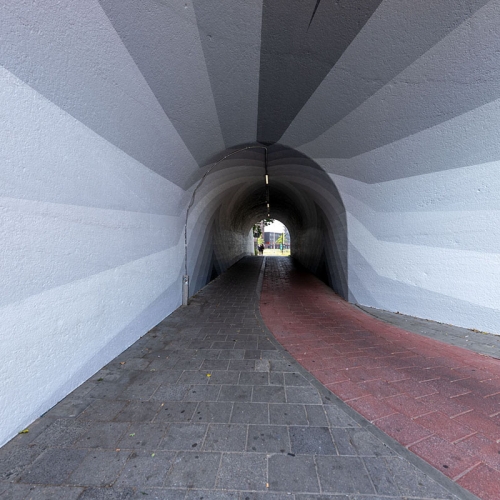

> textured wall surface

[{"left": 1, "top": 0, "right": 500, "bottom": 445}]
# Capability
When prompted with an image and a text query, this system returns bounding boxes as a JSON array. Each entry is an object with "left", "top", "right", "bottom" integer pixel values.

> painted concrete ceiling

[{"left": 94, "top": 0, "right": 493, "bottom": 181}]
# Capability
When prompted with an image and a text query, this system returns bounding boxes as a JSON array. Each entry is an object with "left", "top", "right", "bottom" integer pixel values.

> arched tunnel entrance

[{"left": 185, "top": 144, "right": 348, "bottom": 300}]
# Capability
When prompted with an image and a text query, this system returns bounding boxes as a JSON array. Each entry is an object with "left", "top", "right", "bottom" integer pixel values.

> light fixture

[{"left": 265, "top": 174, "right": 269, "bottom": 185}]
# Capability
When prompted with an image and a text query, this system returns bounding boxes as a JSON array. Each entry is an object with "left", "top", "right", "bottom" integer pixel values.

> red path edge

[{"left": 259, "top": 258, "right": 500, "bottom": 500}]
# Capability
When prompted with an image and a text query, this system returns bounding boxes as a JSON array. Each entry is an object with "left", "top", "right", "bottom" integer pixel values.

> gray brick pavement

[{"left": 0, "top": 257, "right": 478, "bottom": 499}]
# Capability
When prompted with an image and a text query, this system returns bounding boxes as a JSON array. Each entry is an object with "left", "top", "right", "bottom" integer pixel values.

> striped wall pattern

[{"left": 1, "top": 0, "right": 499, "bottom": 445}]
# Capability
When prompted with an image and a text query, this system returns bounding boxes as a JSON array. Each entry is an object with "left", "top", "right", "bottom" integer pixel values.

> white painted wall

[
  {"left": 0, "top": 67, "right": 189, "bottom": 446},
  {"left": 2, "top": 0, "right": 500, "bottom": 449},
  {"left": 327, "top": 160, "right": 500, "bottom": 335},
  {"left": 289, "top": 1, "right": 500, "bottom": 334}
]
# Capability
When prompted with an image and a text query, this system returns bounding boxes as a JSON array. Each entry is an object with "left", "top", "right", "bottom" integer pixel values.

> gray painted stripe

[
  {"left": 281, "top": 0, "right": 490, "bottom": 147},
  {"left": 299, "top": 1, "right": 500, "bottom": 159},
  {"left": 349, "top": 245, "right": 500, "bottom": 334},
  {"left": 193, "top": 0, "right": 263, "bottom": 148},
  {"left": 0, "top": 1, "right": 198, "bottom": 187},
  {"left": 98, "top": 0, "right": 225, "bottom": 167},
  {"left": 257, "top": 0, "right": 383, "bottom": 144},
  {"left": 314, "top": 95, "right": 500, "bottom": 183}
]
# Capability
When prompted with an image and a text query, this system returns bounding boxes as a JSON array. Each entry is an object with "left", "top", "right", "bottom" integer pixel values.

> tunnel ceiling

[
  {"left": 5, "top": 0, "right": 494, "bottom": 190},
  {"left": 97, "top": 0, "right": 494, "bottom": 184}
]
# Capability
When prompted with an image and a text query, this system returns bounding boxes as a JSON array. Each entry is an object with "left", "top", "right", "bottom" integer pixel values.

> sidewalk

[
  {"left": 0, "top": 256, "right": 473, "bottom": 499},
  {"left": 260, "top": 257, "right": 500, "bottom": 500}
]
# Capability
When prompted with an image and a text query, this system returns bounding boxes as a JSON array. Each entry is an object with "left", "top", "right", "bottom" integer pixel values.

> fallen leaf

[
  {"left": 129, "top": 433, "right": 135, "bottom": 437},
  {"left": 18, "top": 429, "right": 29, "bottom": 434},
  {"left": 151, "top": 453, "right": 155, "bottom": 457},
  {"left": 206, "top": 373, "right": 211, "bottom": 378},
  {"left": 120, "top": 362, "right": 126, "bottom": 365}
]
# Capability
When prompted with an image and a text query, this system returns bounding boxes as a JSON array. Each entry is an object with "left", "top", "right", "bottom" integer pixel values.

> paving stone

[
  {"left": 185, "top": 490, "right": 238, "bottom": 500},
  {"left": 343, "top": 429, "right": 397, "bottom": 457},
  {"left": 193, "top": 402, "right": 233, "bottom": 423},
  {"left": 75, "top": 422, "right": 129, "bottom": 449},
  {"left": 113, "top": 401, "right": 162, "bottom": 422},
  {"left": 219, "top": 350, "right": 246, "bottom": 360},
  {"left": 269, "top": 372, "right": 284, "bottom": 385},
  {"left": 284, "top": 373, "right": 310, "bottom": 387},
  {"left": 239, "top": 372, "right": 269, "bottom": 385},
  {"left": 219, "top": 385, "right": 253, "bottom": 402},
  {"left": 329, "top": 428, "right": 357, "bottom": 456},
  {"left": 32, "top": 419, "right": 90, "bottom": 448},
  {"left": 231, "top": 402, "right": 269, "bottom": 424},
  {"left": 207, "top": 370, "right": 239, "bottom": 385},
  {"left": 128, "top": 489, "right": 185, "bottom": 500},
  {"left": 177, "top": 371, "right": 211, "bottom": 385},
  {"left": 295, "top": 495, "right": 349, "bottom": 500},
  {"left": 229, "top": 360, "right": 256, "bottom": 371},
  {"left": 252, "top": 386, "right": 286, "bottom": 403},
  {"left": 204, "top": 424, "right": 247, "bottom": 451},
  {"left": 260, "top": 351, "right": 286, "bottom": 360},
  {"left": 270, "top": 360, "right": 296, "bottom": 372},
  {"left": 217, "top": 453, "right": 267, "bottom": 491},
  {"left": 116, "top": 423, "right": 167, "bottom": 449},
  {"left": 21, "top": 485, "right": 84, "bottom": 499},
  {"left": 154, "top": 402, "right": 198, "bottom": 422},
  {"left": 87, "top": 381, "right": 128, "bottom": 400},
  {"left": 150, "top": 384, "right": 190, "bottom": 401},
  {"left": 117, "top": 382, "right": 160, "bottom": 401},
  {"left": 114, "top": 450, "right": 176, "bottom": 487},
  {"left": 241, "top": 494, "right": 299, "bottom": 500},
  {"left": 315, "top": 456, "right": 374, "bottom": 494},
  {"left": 305, "top": 405, "right": 328, "bottom": 427},
  {"left": 247, "top": 425, "right": 290, "bottom": 453},
  {"left": 363, "top": 456, "right": 457, "bottom": 499},
  {"left": 159, "top": 423, "right": 207, "bottom": 450},
  {"left": 269, "top": 404, "right": 308, "bottom": 426},
  {"left": 289, "top": 427, "right": 336, "bottom": 455},
  {"left": 67, "top": 450, "right": 130, "bottom": 486},
  {"left": 285, "top": 387, "right": 322, "bottom": 404},
  {"left": 0, "top": 445, "right": 43, "bottom": 481},
  {"left": 79, "top": 400, "right": 128, "bottom": 421},
  {"left": 77, "top": 486, "right": 136, "bottom": 499},
  {"left": 43, "top": 397, "right": 91, "bottom": 418},
  {"left": 268, "top": 454, "right": 320, "bottom": 493},
  {"left": 0, "top": 482, "right": 32, "bottom": 500},
  {"left": 184, "top": 385, "right": 221, "bottom": 402},
  {"left": 323, "top": 406, "right": 361, "bottom": 429},
  {"left": 164, "top": 451, "right": 221, "bottom": 489},
  {"left": 19, "top": 448, "right": 88, "bottom": 484},
  {"left": 201, "top": 359, "right": 230, "bottom": 370},
  {"left": 255, "top": 360, "right": 271, "bottom": 372}
]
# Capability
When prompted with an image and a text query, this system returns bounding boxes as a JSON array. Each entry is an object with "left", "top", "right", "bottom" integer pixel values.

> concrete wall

[
  {"left": 285, "top": 0, "right": 500, "bottom": 333},
  {"left": 0, "top": 2, "right": 199, "bottom": 446},
  {"left": 2, "top": 0, "right": 500, "bottom": 446}
]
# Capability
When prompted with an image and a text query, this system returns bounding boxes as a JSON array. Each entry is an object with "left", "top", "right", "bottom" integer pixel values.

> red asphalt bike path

[{"left": 259, "top": 257, "right": 500, "bottom": 500}]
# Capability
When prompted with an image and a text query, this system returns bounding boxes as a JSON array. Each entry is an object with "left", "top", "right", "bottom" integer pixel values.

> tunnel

[
  {"left": 1, "top": 0, "right": 500, "bottom": 445},
  {"left": 185, "top": 144, "right": 347, "bottom": 299}
]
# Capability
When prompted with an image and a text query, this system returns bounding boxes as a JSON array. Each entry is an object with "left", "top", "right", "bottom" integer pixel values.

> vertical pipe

[{"left": 182, "top": 275, "right": 189, "bottom": 306}]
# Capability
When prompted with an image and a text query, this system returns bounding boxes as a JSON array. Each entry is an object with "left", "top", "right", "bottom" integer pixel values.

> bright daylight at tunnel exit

[{"left": 1, "top": 1, "right": 500, "bottom": 499}]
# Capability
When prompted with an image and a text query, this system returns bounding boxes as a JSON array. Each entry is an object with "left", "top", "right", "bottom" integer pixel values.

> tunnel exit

[{"left": 261, "top": 219, "right": 291, "bottom": 256}]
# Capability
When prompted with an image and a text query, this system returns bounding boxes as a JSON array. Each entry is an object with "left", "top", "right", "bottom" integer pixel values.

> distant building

[{"left": 264, "top": 227, "right": 290, "bottom": 249}]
